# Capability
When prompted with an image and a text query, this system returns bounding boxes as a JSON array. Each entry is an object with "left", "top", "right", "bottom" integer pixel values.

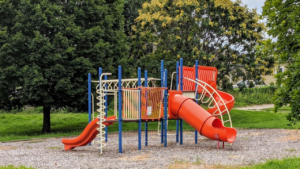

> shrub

[
  {"left": 249, "top": 81, "right": 255, "bottom": 88},
  {"left": 237, "top": 81, "right": 246, "bottom": 91},
  {"left": 228, "top": 86, "right": 276, "bottom": 107}
]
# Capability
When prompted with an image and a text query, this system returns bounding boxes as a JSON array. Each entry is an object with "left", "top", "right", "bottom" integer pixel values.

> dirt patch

[
  {"left": 168, "top": 159, "right": 200, "bottom": 169},
  {"left": 28, "top": 139, "right": 44, "bottom": 143},
  {"left": 0, "top": 146, "right": 17, "bottom": 150},
  {"left": 239, "top": 132, "right": 262, "bottom": 136},
  {"left": 120, "top": 154, "right": 151, "bottom": 161},
  {"left": 279, "top": 130, "right": 300, "bottom": 142},
  {"left": 202, "top": 164, "right": 240, "bottom": 169}
]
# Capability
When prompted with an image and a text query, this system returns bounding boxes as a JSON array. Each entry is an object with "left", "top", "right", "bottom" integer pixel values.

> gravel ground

[{"left": 1, "top": 129, "right": 300, "bottom": 169}]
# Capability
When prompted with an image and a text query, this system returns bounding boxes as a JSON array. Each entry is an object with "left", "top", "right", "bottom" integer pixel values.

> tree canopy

[
  {"left": 131, "top": 0, "right": 274, "bottom": 84},
  {"left": 0, "top": 0, "right": 127, "bottom": 132},
  {"left": 263, "top": 0, "right": 300, "bottom": 124}
]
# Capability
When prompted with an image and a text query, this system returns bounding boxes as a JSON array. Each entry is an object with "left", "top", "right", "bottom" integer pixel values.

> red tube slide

[
  {"left": 169, "top": 91, "right": 236, "bottom": 143},
  {"left": 207, "top": 90, "right": 235, "bottom": 115},
  {"left": 62, "top": 116, "right": 116, "bottom": 150}
]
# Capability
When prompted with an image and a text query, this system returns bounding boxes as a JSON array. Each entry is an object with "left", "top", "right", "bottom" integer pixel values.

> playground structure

[{"left": 62, "top": 58, "right": 237, "bottom": 154}]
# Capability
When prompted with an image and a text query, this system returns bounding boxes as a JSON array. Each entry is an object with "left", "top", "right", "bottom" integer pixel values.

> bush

[
  {"left": 237, "top": 81, "right": 246, "bottom": 91},
  {"left": 249, "top": 81, "right": 255, "bottom": 88},
  {"left": 228, "top": 86, "right": 276, "bottom": 107},
  {"left": 221, "top": 78, "right": 233, "bottom": 91}
]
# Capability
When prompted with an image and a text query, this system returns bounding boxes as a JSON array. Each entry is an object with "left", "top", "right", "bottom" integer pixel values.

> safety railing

[
  {"left": 122, "top": 87, "right": 165, "bottom": 120},
  {"left": 183, "top": 77, "right": 233, "bottom": 128},
  {"left": 140, "top": 87, "right": 165, "bottom": 120},
  {"left": 122, "top": 89, "right": 141, "bottom": 120}
]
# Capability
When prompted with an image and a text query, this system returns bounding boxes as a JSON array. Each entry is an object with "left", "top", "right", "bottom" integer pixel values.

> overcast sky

[{"left": 240, "top": 0, "right": 266, "bottom": 14}]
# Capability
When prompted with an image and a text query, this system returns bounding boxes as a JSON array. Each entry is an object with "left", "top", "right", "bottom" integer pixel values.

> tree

[
  {"left": 131, "top": 0, "right": 273, "bottom": 84},
  {"left": 0, "top": 0, "right": 127, "bottom": 133},
  {"left": 263, "top": 0, "right": 300, "bottom": 124},
  {"left": 123, "top": 0, "right": 145, "bottom": 36}
]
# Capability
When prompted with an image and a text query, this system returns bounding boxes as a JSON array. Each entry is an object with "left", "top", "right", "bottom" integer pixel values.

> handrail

[
  {"left": 183, "top": 77, "right": 232, "bottom": 128},
  {"left": 91, "top": 93, "right": 94, "bottom": 120},
  {"left": 170, "top": 72, "right": 177, "bottom": 90}
]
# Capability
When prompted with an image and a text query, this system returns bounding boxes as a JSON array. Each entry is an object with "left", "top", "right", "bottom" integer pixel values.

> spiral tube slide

[
  {"left": 169, "top": 92, "right": 236, "bottom": 143},
  {"left": 62, "top": 116, "right": 116, "bottom": 150},
  {"left": 206, "top": 90, "right": 235, "bottom": 116}
]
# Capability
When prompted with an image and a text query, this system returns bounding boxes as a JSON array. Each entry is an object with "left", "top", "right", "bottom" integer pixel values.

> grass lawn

[
  {"left": 242, "top": 157, "right": 300, "bottom": 169},
  {"left": 227, "top": 107, "right": 300, "bottom": 129},
  {"left": 227, "top": 87, "right": 275, "bottom": 107}
]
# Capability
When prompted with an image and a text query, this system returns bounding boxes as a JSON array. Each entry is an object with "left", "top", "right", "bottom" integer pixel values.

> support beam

[
  {"left": 138, "top": 68, "right": 142, "bottom": 150},
  {"left": 145, "top": 70, "right": 148, "bottom": 146},
  {"left": 176, "top": 62, "right": 179, "bottom": 143},
  {"left": 164, "top": 69, "right": 168, "bottom": 147},
  {"left": 160, "top": 60, "right": 164, "bottom": 144},
  {"left": 180, "top": 58, "right": 183, "bottom": 145},
  {"left": 88, "top": 73, "right": 91, "bottom": 146},
  {"left": 195, "top": 60, "right": 198, "bottom": 144},
  {"left": 118, "top": 66, "right": 123, "bottom": 153}
]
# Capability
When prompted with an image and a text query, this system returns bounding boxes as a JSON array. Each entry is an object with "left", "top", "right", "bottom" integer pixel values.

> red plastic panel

[
  {"left": 178, "top": 65, "right": 218, "bottom": 91},
  {"left": 197, "top": 66, "right": 217, "bottom": 83}
]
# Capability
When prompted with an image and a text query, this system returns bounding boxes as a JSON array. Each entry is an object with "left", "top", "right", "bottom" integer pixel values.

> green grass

[
  {"left": 228, "top": 87, "right": 276, "bottom": 107},
  {"left": 243, "top": 157, "right": 300, "bottom": 169},
  {"left": 226, "top": 107, "right": 299, "bottom": 129},
  {"left": 0, "top": 111, "right": 89, "bottom": 142}
]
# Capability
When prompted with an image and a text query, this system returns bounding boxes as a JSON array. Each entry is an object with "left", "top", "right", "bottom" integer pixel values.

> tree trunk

[{"left": 42, "top": 106, "right": 51, "bottom": 133}]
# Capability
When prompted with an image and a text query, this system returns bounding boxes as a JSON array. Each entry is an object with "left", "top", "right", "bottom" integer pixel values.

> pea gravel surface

[{"left": 1, "top": 129, "right": 300, "bottom": 169}]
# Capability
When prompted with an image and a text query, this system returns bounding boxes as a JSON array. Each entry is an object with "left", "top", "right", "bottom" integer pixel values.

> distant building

[
  {"left": 229, "top": 63, "right": 286, "bottom": 86},
  {"left": 263, "top": 63, "right": 286, "bottom": 85}
]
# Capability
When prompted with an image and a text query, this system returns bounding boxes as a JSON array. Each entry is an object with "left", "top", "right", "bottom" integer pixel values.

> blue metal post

[
  {"left": 138, "top": 68, "right": 142, "bottom": 150},
  {"left": 118, "top": 66, "right": 123, "bottom": 153},
  {"left": 164, "top": 69, "right": 168, "bottom": 147},
  {"left": 145, "top": 70, "right": 148, "bottom": 146},
  {"left": 176, "top": 62, "right": 179, "bottom": 143},
  {"left": 88, "top": 73, "right": 92, "bottom": 124},
  {"left": 105, "top": 75, "right": 108, "bottom": 142},
  {"left": 98, "top": 68, "right": 103, "bottom": 151},
  {"left": 88, "top": 73, "right": 92, "bottom": 145},
  {"left": 160, "top": 60, "right": 164, "bottom": 144},
  {"left": 180, "top": 58, "right": 183, "bottom": 145},
  {"left": 195, "top": 60, "right": 199, "bottom": 144}
]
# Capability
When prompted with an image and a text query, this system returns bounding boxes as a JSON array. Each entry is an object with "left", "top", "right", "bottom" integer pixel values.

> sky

[
  {"left": 241, "top": 0, "right": 271, "bottom": 39},
  {"left": 240, "top": 0, "right": 266, "bottom": 14}
]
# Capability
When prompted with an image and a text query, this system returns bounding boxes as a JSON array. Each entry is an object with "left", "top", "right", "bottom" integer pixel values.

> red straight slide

[
  {"left": 169, "top": 91, "right": 236, "bottom": 143},
  {"left": 62, "top": 116, "right": 116, "bottom": 150}
]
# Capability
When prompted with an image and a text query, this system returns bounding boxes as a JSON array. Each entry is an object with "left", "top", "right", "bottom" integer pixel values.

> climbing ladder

[{"left": 93, "top": 76, "right": 160, "bottom": 154}]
